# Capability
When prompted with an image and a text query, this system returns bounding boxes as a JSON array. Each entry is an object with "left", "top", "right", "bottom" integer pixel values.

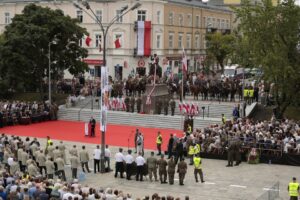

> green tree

[
  {"left": 234, "top": 0, "right": 300, "bottom": 118},
  {"left": 0, "top": 4, "right": 88, "bottom": 94},
  {"left": 205, "top": 32, "right": 235, "bottom": 73}
]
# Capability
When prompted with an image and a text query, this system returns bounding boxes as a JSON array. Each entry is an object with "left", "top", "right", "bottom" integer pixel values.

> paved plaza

[{"left": 17, "top": 136, "right": 298, "bottom": 200}]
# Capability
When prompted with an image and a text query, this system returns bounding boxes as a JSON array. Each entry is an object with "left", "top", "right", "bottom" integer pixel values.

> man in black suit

[{"left": 89, "top": 116, "right": 96, "bottom": 137}]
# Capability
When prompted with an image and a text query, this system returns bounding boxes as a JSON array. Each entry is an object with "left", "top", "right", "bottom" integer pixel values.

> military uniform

[
  {"left": 136, "top": 97, "right": 142, "bottom": 113},
  {"left": 170, "top": 99, "right": 176, "bottom": 116},
  {"left": 79, "top": 149, "right": 90, "bottom": 173},
  {"left": 125, "top": 97, "right": 130, "bottom": 112},
  {"left": 157, "top": 158, "right": 168, "bottom": 183},
  {"left": 10, "top": 160, "right": 20, "bottom": 175},
  {"left": 146, "top": 156, "right": 158, "bottom": 181},
  {"left": 21, "top": 151, "right": 29, "bottom": 172},
  {"left": 130, "top": 97, "right": 135, "bottom": 113},
  {"left": 55, "top": 157, "right": 66, "bottom": 181},
  {"left": 167, "top": 158, "right": 176, "bottom": 185},
  {"left": 70, "top": 155, "right": 80, "bottom": 179},
  {"left": 69, "top": 147, "right": 78, "bottom": 157},
  {"left": 45, "top": 159, "right": 55, "bottom": 179},
  {"left": 28, "top": 163, "right": 39, "bottom": 177},
  {"left": 227, "top": 139, "right": 234, "bottom": 167},
  {"left": 36, "top": 152, "right": 47, "bottom": 175},
  {"left": 177, "top": 159, "right": 187, "bottom": 185},
  {"left": 58, "top": 142, "right": 67, "bottom": 163},
  {"left": 163, "top": 99, "right": 169, "bottom": 115},
  {"left": 156, "top": 100, "right": 162, "bottom": 115}
]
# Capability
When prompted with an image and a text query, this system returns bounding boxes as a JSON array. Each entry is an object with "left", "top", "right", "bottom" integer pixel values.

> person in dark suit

[
  {"left": 89, "top": 116, "right": 96, "bottom": 137},
  {"left": 167, "top": 134, "right": 174, "bottom": 159},
  {"left": 175, "top": 139, "right": 184, "bottom": 164}
]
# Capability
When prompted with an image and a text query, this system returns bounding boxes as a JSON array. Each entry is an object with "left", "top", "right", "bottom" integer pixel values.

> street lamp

[
  {"left": 73, "top": 0, "right": 141, "bottom": 173},
  {"left": 48, "top": 40, "right": 57, "bottom": 106}
]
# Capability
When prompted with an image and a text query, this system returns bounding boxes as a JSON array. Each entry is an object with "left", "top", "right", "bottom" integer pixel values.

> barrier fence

[{"left": 256, "top": 182, "right": 280, "bottom": 200}]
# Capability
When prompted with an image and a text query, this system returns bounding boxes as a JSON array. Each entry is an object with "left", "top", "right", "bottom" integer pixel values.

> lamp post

[
  {"left": 73, "top": 0, "right": 141, "bottom": 173},
  {"left": 48, "top": 40, "right": 57, "bottom": 106}
]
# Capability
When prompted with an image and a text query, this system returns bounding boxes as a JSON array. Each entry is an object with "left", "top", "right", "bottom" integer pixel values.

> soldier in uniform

[
  {"left": 170, "top": 99, "right": 176, "bottom": 116},
  {"left": 53, "top": 146, "right": 61, "bottom": 171},
  {"left": 136, "top": 97, "right": 142, "bottom": 113},
  {"left": 125, "top": 96, "right": 130, "bottom": 112},
  {"left": 226, "top": 136, "right": 234, "bottom": 167},
  {"left": 79, "top": 146, "right": 90, "bottom": 173},
  {"left": 55, "top": 155, "right": 66, "bottom": 181},
  {"left": 45, "top": 157, "right": 55, "bottom": 179},
  {"left": 163, "top": 99, "right": 169, "bottom": 115},
  {"left": 58, "top": 141, "right": 67, "bottom": 163},
  {"left": 130, "top": 96, "right": 135, "bottom": 113},
  {"left": 36, "top": 150, "right": 46, "bottom": 176},
  {"left": 69, "top": 145, "right": 78, "bottom": 157},
  {"left": 27, "top": 161, "right": 39, "bottom": 178},
  {"left": 156, "top": 99, "right": 162, "bottom": 115},
  {"left": 234, "top": 136, "right": 242, "bottom": 166},
  {"left": 146, "top": 152, "right": 158, "bottom": 182},
  {"left": 177, "top": 158, "right": 187, "bottom": 186},
  {"left": 21, "top": 149, "right": 29, "bottom": 173},
  {"left": 167, "top": 156, "right": 176, "bottom": 185},
  {"left": 10, "top": 157, "right": 20, "bottom": 175},
  {"left": 70, "top": 154, "right": 80, "bottom": 179},
  {"left": 157, "top": 154, "right": 168, "bottom": 184}
]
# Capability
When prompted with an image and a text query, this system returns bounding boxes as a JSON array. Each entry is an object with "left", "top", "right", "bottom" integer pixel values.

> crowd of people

[
  {"left": 0, "top": 134, "right": 193, "bottom": 200},
  {"left": 0, "top": 101, "right": 58, "bottom": 128}
]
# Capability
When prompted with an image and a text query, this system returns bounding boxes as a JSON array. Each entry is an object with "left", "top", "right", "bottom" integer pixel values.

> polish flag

[
  {"left": 85, "top": 36, "right": 92, "bottom": 47},
  {"left": 137, "top": 21, "right": 151, "bottom": 56},
  {"left": 114, "top": 37, "right": 121, "bottom": 48}
]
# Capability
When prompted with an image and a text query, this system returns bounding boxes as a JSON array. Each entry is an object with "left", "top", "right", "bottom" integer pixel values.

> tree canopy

[
  {"left": 0, "top": 4, "right": 88, "bottom": 93},
  {"left": 205, "top": 32, "right": 235, "bottom": 72},
  {"left": 234, "top": 0, "right": 300, "bottom": 118}
]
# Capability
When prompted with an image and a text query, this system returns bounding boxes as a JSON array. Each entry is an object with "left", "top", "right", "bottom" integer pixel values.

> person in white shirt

[
  {"left": 104, "top": 145, "right": 111, "bottom": 171},
  {"left": 114, "top": 148, "right": 125, "bottom": 178},
  {"left": 125, "top": 150, "right": 134, "bottom": 180},
  {"left": 93, "top": 145, "right": 101, "bottom": 173},
  {"left": 136, "top": 133, "right": 144, "bottom": 156},
  {"left": 135, "top": 152, "right": 145, "bottom": 181}
]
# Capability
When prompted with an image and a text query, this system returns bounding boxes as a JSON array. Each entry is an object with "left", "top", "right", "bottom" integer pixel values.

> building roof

[{"left": 168, "top": 0, "right": 231, "bottom": 12}]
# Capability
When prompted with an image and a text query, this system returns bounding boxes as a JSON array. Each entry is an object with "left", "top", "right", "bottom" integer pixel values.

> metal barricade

[{"left": 256, "top": 182, "right": 280, "bottom": 200}]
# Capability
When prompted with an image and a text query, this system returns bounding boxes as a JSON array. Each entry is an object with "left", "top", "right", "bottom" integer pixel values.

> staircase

[
  {"left": 71, "top": 96, "right": 235, "bottom": 119},
  {"left": 58, "top": 107, "right": 221, "bottom": 130}
]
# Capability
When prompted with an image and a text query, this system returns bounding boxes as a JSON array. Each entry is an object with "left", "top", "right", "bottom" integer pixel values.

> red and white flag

[
  {"left": 85, "top": 36, "right": 92, "bottom": 47},
  {"left": 137, "top": 21, "right": 151, "bottom": 56},
  {"left": 182, "top": 47, "right": 187, "bottom": 72},
  {"left": 114, "top": 37, "right": 121, "bottom": 48}
]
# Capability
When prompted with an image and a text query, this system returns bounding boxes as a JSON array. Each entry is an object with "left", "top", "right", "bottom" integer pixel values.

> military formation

[{"left": 124, "top": 97, "right": 176, "bottom": 115}]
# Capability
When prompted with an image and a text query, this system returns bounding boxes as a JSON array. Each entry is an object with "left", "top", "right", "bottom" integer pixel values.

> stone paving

[{"left": 12, "top": 136, "right": 298, "bottom": 200}]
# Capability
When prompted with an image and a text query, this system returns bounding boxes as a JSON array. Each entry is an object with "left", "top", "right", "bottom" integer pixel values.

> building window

[
  {"left": 226, "top": 19, "right": 230, "bottom": 29},
  {"left": 212, "top": 18, "right": 216, "bottom": 28},
  {"left": 195, "top": 34, "right": 200, "bottom": 49},
  {"left": 77, "top": 10, "right": 83, "bottom": 23},
  {"left": 168, "top": 33, "right": 174, "bottom": 48},
  {"left": 116, "top": 10, "right": 123, "bottom": 23},
  {"left": 156, "top": 34, "right": 161, "bottom": 49},
  {"left": 186, "top": 34, "right": 191, "bottom": 49},
  {"left": 157, "top": 11, "right": 161, "bottom": 24},
  {"left": 95, "top": 34, "right": 102, "bottom": 48},
  {"left": 207, "top": 17, "right": 212, "bottom": 28},
  {"left": 137, "top": 10, "right": 146, "bottom": 21},
  {"left": 178, "top": 14, "right": 183, "bottom": 26},
  {"left": 217, "top": 19, "right": 221, "bottom": 29},
  {"left": 195, "top": 15, "right": 200, "bottom": 28},
  {"left": 5, "top": 12, "right": 11, "bottom": 24},
  {"left": 187, "top": 14, "right": 192, "bottom": 26},
  {"left": 168, "top": 12, "right": 174, "bottom": 25},
  {"left": 178, "top": 34, "right": 183, "bottom": 49},
  {"left": 96, "top": 10, "right": 102, "bottom": 23},
  {"left": 221, "top": 19, "right": 225, "bottom": 29}
]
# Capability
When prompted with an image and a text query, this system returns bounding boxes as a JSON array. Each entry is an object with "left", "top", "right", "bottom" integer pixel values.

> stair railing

[{"left": 78, "top": 98, "right": 93, "bottom": 121}]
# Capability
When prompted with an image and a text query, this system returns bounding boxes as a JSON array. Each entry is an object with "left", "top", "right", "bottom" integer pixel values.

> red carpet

[{"left": 1, "top": 121, "right": 183, "bottom": 150}]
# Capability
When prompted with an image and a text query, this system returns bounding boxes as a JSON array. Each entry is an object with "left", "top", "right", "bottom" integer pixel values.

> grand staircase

[{"left": 58, "top": 107, "right": 221, "bottom": 130}]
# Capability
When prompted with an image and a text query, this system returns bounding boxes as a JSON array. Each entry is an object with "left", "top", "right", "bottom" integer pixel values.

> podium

[{"left": 85, "top": 122, "right": 92, "bottom": 136}]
